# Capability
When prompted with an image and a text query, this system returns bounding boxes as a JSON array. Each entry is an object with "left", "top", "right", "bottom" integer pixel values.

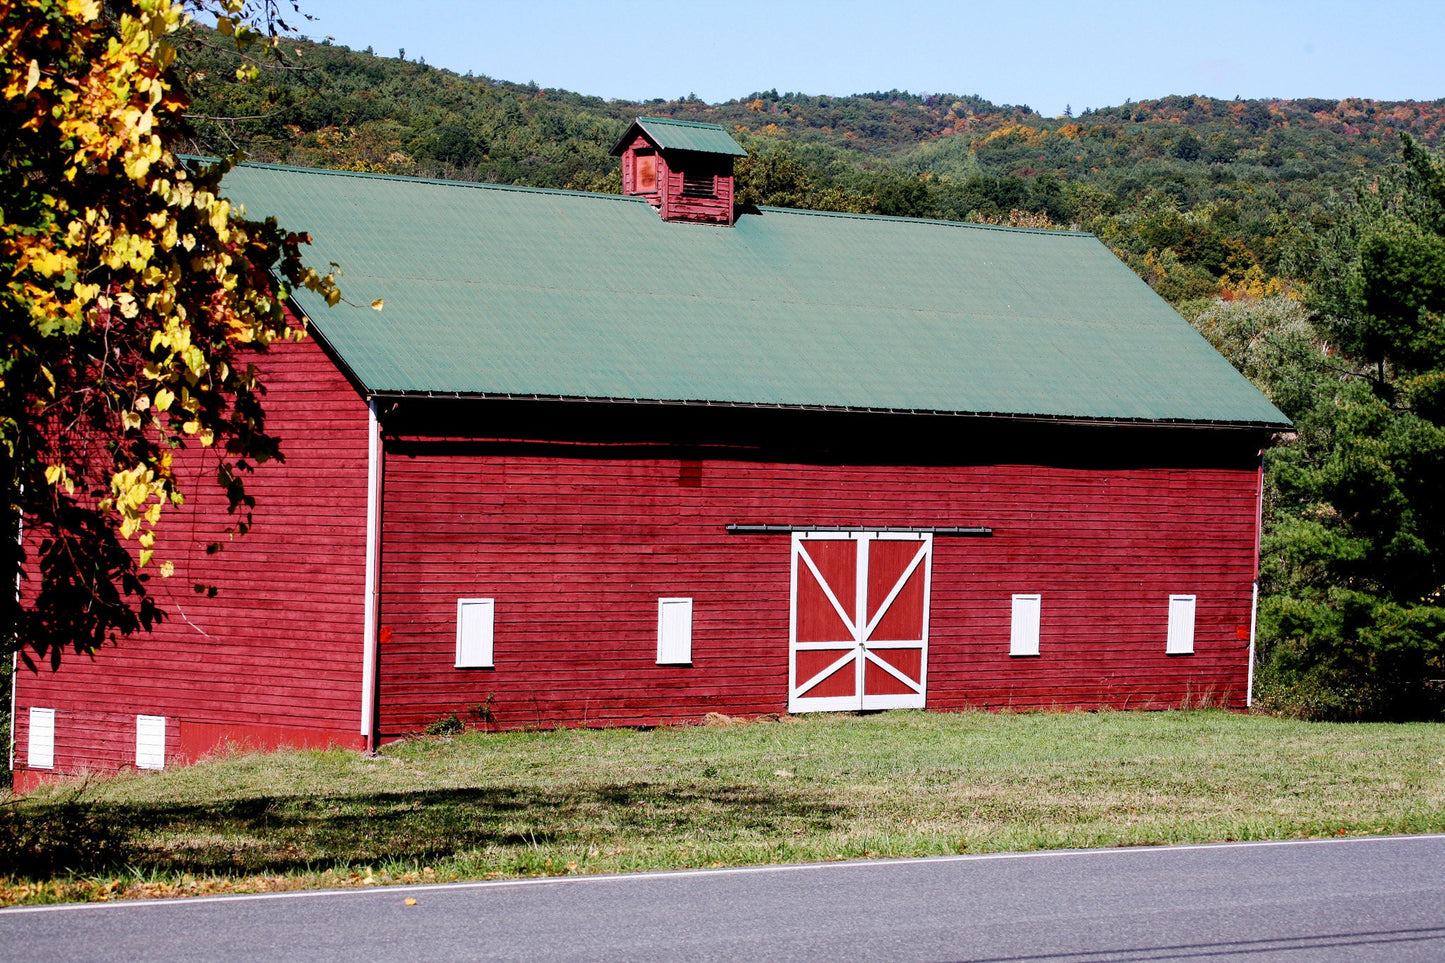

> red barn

[{"left": 10, "top": 119, "right": 1288, "bottom": 790}]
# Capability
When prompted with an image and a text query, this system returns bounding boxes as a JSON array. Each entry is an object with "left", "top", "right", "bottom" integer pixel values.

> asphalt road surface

[{"left": 3, "top": 835, "right": 1444, "bottom": 962}]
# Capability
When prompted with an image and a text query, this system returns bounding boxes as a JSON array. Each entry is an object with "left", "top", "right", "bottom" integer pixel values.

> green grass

[{"left": 3, "top": 710, "right": 1444, "bottom": 905}]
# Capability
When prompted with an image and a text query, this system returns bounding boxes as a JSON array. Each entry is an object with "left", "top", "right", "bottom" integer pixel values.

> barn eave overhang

[{"left": 361, "top": 388, "right": 1291, "bottom": 433}]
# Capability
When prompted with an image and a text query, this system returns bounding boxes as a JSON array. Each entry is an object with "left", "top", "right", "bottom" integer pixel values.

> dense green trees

[{"left": 1242, "top": 137, "right": 1445, "bottom": 719}]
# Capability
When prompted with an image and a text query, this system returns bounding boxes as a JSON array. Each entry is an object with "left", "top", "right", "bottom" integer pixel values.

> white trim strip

[
  {"left": 11, "top": 500, "right": 22, "bottom": 773},
  {"left": 360, "top": 401, "right": 383, "bottom": 737},
  {"left": 1247, "top": 581, "right": 1258, "bottom": 708},
  {"left": 8, "top": 650, "right": 15, "bottom": 773}
]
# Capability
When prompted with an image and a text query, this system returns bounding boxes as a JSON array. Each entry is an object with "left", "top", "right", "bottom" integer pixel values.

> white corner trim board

[{"left": 360, "top": 399, "right": 384, "bottom": 737}]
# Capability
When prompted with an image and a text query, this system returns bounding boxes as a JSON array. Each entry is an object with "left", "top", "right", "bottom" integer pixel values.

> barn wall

[
  {"left": 12, "top": 332, "right": 371, "bottom": 787},
  {"left": 375, "top": 428, "right": 1264, "bottom": 735}
]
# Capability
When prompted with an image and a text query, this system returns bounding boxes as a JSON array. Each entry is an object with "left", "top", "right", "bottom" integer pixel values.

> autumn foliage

[{"left": 0, "top": 0, "right": 338, "bottom": 665}]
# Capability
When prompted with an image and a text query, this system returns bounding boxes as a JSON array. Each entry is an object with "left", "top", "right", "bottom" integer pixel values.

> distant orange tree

[{"left": 0, "top": 0, "right": 340, "bottom": 666}]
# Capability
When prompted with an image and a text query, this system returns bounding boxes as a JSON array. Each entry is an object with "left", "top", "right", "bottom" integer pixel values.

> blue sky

[{"left": 280, "top": 1, "right": 1444, "bottom": 117}]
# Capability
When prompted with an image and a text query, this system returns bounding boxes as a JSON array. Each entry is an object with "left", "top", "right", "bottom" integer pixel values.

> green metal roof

[
  {"left": 611, "top": 117, "right": 749, "bottom": 157},
  {"left": 221, "top": 163, "right": 1289, "bottom": 428}
]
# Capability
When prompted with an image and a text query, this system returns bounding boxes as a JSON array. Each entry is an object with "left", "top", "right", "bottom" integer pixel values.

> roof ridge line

[
  {"left": 227, "top": 161, "right": 652, "bottom": 205},
  {"left": 636, "top": 115, "right": 729, "bottom": 129},
  {"left": 752, "top": 205, "right": 1094, "bottom": 236}
]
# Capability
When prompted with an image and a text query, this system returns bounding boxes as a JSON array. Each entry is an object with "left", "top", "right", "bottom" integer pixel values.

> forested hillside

[{"left": 173, "top": 27, "right": 1445, "bottom": 722}]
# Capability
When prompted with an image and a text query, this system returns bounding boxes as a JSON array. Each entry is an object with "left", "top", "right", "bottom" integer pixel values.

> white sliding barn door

[{"left": 788, "top": 532, "right": 932, "bottom": 713}]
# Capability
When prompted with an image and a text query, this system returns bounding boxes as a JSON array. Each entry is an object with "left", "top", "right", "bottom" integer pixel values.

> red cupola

[{"left": 610, "top": 117, "right": 748, "bottom": 225}]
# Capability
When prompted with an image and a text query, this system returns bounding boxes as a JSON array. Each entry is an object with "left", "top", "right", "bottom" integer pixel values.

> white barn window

[
  {"left": 1010, "top": 594, "right": 1042, "bottom": 656},
  {"left": 136, "top": 714, "right": 166, "bottom": 770},
  {"left": 1167, "top": 595, "right": 1197, "bottom": 655},
  {"left": 657, "top": 597, "right": 693, "bottom": 665},
  {"left": 456, "top": 598, "right": 495, "bottom": 668},
  {"left": 28, "top": 707, "right": 55, "bottom": 770}
]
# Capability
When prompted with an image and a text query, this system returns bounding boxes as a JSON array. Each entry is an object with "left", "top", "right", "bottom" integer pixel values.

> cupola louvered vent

[{"left": 681, "top": 172, "right": 716, "bottom": 198}]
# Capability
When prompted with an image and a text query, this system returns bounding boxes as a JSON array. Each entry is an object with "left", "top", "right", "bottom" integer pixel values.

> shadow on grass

[{"left": 1, "top": 781, "right": 843, "bottom": 878}]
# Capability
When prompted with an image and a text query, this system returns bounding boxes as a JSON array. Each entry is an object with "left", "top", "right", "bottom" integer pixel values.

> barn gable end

[{"left": 12, "top": 332, "right": 372, "bottom": 792}]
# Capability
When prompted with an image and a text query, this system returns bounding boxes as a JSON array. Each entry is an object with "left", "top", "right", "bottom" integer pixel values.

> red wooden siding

[
  {"left": 619, "top": 134, "right": 658, "bottom": 198},
  {"left": 619, "top": 133, "right": 736, "bottom": 224},
  {"left": 375, "top": 441, "right": 1262, "bottom": 736},
  {"left": 659, "top": 155, "right": 735, "bottom": 224},
  {"left": 11, "top": 332, "right": 372, "bottom": 786}
]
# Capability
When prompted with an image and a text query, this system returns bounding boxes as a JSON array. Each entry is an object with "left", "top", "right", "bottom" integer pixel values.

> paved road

[{"left": 3, "top": 835, "right": 1443, "bottom": 962}]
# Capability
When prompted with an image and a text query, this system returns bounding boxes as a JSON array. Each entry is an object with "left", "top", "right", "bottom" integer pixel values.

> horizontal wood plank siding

[
  {"left": 12, "top": 332, "right": 371, "bottom": 781},
  {"left": 376, "top": 443, "right": 1261, "bottom": 735},
  {"left": 660, "top": 163, "right": 733, "bottom": 224}
]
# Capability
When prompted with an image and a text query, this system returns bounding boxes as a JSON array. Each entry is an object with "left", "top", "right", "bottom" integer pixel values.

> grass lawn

[{"left": 2, "top": 709, "right": 1443, "bottom": 905}]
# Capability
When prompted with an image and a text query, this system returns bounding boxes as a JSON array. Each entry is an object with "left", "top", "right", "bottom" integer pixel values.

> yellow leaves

[
  {"left": 109, "top": 463, "right": 168, "bottom": 545},
  {"left": 4, "top": 0, "right": 327, "bottom": 606},
  {"left": 976, "top": 122, "right": 1043, "bottom": 148},
  {"left": 44, "top": 464, "right": 75, "bottom": 495},
  {"left": 150, "top": 318, "right": 191, "bottom": 355},
  {"left": 160, "top": 560, "right": 174, "bottom": 578},
  {"left": 123, "top": 135, "right": 164, "bottom": 181},
  {"left": 66, "top": 0, "right": 103, "bottom": 22},
  {"left": 19, "top": 242, "right": 71, "bottom": 278},
  {"left": 298, "top": 267, "right": 343, "bottom": 307},
  {"left": 208, "top": 197, "right": 232, "bottom": 239},
  {"left": 181, "top": 344, "right": 205, "bottom": 374},
  {"left": 371, "top": 298, "right": 385, "bottom": 311},
  {"left": 65, "top": 218, "right": 87, "bottom": 247}
]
